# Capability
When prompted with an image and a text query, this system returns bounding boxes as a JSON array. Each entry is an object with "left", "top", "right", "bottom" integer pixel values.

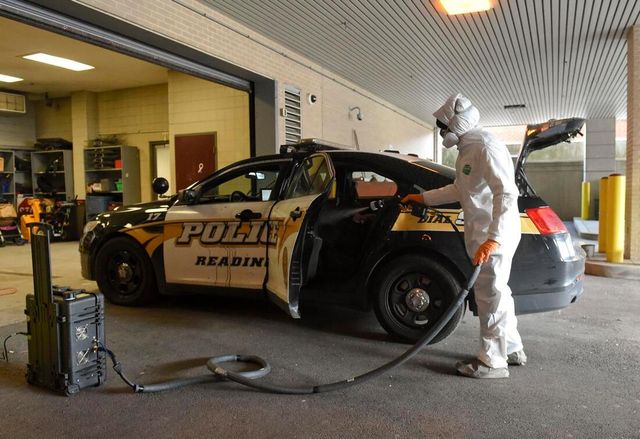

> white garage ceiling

[
  {"left": 0, "top": 16, "right": 168, "bottom": 98},
  {"left": 206, "top": 0, "right": 639, "bottom": 126}
]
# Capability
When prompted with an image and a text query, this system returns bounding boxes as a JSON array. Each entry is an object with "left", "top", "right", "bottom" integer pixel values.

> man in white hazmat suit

[{"left": 403, "top": 94, "right": 526, "bottom": 378}]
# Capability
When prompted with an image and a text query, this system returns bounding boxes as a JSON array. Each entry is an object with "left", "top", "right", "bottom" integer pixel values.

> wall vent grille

[
  {"left": 0, "top": 92, "right": 26, "bottom": 114},
  {"left": 284, "top": 86, "right": 301, "bottom": 144}
]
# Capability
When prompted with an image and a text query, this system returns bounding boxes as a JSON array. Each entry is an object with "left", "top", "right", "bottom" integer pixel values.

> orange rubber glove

[
  {"left": 473, "top": 239, "right": 500, "bottom": 265},
  {"left": 400, "top": 193, "right": 424, "bottom": 205}
]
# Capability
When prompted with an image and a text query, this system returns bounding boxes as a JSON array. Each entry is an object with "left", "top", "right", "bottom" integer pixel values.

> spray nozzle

[
  {"left": 369, "top": 200, "right": 384, "bottom": 211},
  {"left": 397, "top": 196, "right": 429, "bottom": 220},
  {"left": 410, "top": 204, "right": 429, "bottom": 220}
]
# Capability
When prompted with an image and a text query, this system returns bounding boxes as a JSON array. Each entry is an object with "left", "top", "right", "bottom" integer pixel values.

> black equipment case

[{"left": 25, "top": 223, "right": 106, "bottom": 395}]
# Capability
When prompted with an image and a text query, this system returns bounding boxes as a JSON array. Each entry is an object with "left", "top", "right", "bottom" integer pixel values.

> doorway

[
  {"left": 174, "top": 133, "right": 217, "bottom": 190},
  {"left": 150, "top": 141, "right": 170, "bottom": 198}
]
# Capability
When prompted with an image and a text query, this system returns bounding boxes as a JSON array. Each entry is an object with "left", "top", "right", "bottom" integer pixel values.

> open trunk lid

[{"left": 515, "top": 117, "right": 585, "bottom": 197}]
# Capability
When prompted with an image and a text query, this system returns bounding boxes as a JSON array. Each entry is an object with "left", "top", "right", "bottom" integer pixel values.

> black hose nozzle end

[
  {"left": 410, "top": 204, "right": 428, "bottom": 220},
  {"left": 134, "top": 385, "right": 144, "bottom": 393}
]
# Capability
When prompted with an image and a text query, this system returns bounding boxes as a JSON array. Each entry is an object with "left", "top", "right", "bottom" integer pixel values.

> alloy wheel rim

[
  {"left": 107, "top": 250, "right": 142, "bottom": 295},
  {"left": 389, "top": 271, "right": 446, "bottom": 328}
]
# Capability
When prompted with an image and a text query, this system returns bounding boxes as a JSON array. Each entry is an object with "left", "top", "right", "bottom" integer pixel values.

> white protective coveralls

[{"left": 423, "top": 94, "right": 523, "bottom": 369}]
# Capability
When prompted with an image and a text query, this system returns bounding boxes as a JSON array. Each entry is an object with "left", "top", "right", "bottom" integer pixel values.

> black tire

[
  {"left": 95, "top": 236, "right": 157, "bottom": 306},
  {"left": 373, "top": 255, "right": 465, "bottom": 344}
]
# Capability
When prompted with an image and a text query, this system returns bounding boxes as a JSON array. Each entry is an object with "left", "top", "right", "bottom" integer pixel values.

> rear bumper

[
  {"left": 510, "top": 231, "right": 586, "bottom": 314},
  {"left": 514, "top": 272, "right": 584, "bottom": 314}
]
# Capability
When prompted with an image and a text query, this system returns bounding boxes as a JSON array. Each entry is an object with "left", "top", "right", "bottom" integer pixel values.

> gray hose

[
  {"left": 101, "top": 349, "right": 272, "bottom": 393},
  {"left": 105, "top": 203, "right": 477, "bottom": 394},
  {"left": 210, "top": 265, "right": 481, "bottom": 394}
]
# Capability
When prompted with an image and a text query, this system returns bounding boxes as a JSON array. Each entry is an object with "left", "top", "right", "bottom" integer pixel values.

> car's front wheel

[
  {"left": 95, "top": 236, "right": 157, "bottom": 306},
  {"left": 373, "top": 255, "right": 465, "bottom": 343}
]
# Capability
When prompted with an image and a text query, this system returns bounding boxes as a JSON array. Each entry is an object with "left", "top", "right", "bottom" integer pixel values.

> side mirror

[
  {"left": 152, "top": 177, "right": 169, "bottom": 195},
  {"left": 180, "top": 189, "right": 198, "bottom": 204}
]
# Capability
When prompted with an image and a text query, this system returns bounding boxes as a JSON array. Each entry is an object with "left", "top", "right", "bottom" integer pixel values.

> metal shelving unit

[
  {"left": 14, "top": 149, "right": 33, "bottom": 200},
  {"left": 0, "top": 149, "right": 15, "bottom": 205},
  {"left": 31, "top": 150, "right": 74, "bottom": 202},
  {"left": 84, "top": 145, "right": 140, "bottom": 220}
]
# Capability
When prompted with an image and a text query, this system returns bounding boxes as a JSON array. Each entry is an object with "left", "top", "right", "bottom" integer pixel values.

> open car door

[{"left": 266, "top": 153, "right": 335, "bottom": 318}]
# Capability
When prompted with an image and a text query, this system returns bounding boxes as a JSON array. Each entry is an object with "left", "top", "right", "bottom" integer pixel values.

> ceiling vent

[{"left": 0, "top": 91, "right": 26, "bottom": 114}]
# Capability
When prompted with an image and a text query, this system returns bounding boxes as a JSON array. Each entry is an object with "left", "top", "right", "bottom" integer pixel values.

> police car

[{"left": 80, "top": 118, "right": 585, "bottom": 343}]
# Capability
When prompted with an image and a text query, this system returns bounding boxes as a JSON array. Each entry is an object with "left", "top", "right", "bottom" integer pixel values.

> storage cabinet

[
  {"left": 14, "top": 149, "right": 33, "bottom": 199},
  {"left": 31, "top": 150, "right": 74, "bottom": 201},
  {"left": 84, "top": 145, "right": 140, "bottom": 220},
  {"left": 0, "top": 149, "right": 15, "bottom": 205}
]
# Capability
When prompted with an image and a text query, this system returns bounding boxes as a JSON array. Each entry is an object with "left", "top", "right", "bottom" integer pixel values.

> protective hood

[{"left": 433, "top": 94, "right": 480, "bottom": 147}]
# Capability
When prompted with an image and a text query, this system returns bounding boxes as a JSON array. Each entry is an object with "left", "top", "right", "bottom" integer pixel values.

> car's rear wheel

[
  {"left": 95, "top": 236, "right": 157, "bottom": 306},
  {"left": 373, "top": 255, "right": 465, "bottom": 343}
]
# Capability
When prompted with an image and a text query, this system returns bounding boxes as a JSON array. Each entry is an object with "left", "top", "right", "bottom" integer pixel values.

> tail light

[{"left": 525, "top": 206, "right": 567, "bottom": 235}]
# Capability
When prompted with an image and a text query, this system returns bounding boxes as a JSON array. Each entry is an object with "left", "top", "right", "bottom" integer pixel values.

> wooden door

[{"left": 175, "top": 133, "right": 216, "bottom": 190}]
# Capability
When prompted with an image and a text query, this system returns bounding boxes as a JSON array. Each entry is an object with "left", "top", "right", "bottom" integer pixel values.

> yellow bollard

[
  {"left": 581, "top": 181, "right": 590, "bottom": 220},
  {"left": 598, "top": 177, "right": 608, "bottom": 253},
  {"left": 606, "top": 174, "right": 626, "bottom": 263}
]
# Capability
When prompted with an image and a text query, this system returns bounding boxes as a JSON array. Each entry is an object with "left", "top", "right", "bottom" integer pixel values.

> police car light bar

[{"left": 280, "top": 138, "right": 353, "bottom": 154}]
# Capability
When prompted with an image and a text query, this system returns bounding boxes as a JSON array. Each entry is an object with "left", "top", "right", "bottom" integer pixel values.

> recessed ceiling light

[
  {"left": 22, "top": 53, "right": 94, "bottom": 71},
  {"left": 0, "top": 73, "right": 23, "bottom": 83},
  {"left": 440, "top": 0, "right": 493, "bottom": 15}
]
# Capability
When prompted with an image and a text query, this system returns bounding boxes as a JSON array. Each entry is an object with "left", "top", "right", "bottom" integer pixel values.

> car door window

[
  {"left": 285, "top": 155, "right": 332, "bottom": 199},
  {"left": 198, "top": 163, "right": 282, "bottom": 203},
  {"left": 413, "top": 160, "right": 455, "bottom": 190}
]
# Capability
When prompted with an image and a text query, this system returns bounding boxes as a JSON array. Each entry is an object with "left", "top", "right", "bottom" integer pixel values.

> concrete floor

[{"left": 1, "top": 242, "right": 639, "bottom": 438}]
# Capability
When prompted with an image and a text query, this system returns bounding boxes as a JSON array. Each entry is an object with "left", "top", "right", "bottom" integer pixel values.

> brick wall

[
  {"left": 35, "top": 77, "right": 250, "bottom": 200},
  {"left": 75, "top": 0, "right": 433, "bottom": 156},
  {"left": 0, "top": 100, "right": 35, "bottom": 148},
  {"left": 98, "top": 84, "right": 168, "bottom": 134},
  {"left": 168, "top": 71, "right": 249, "bottom": 178},
  {"left": 71, "top": 91, "right": 98, "bottom": 198},
  {"left": 627, "top": 27, "right": 640, "bottom": 261},
  {"left": 35, "top": 97, "right": 72, "bottom": 141},
  {"left": 97, "top": 83, "right": 169, "bottom": 198},
  {"left": 320, "top": 78, "right": 432, "bottom": 153}
]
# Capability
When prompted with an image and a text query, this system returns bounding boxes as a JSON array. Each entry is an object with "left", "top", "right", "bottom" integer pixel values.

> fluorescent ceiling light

[
  {"left": 22, "top": 53, "right": 94, "bottom": 71},
  {"left": 440, "top": 0, "right": 493, "bottom": 15},
  {"left": 0, "top": 73, "right": 23, "bottom": 83}
]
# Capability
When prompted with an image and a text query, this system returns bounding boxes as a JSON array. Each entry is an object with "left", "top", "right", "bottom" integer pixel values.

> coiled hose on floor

[{"left": 103, "top": 204, "right": 479, "bottom": 394}]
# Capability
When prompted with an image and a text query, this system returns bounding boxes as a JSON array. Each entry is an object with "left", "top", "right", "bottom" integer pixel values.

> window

[
  {"left": 198, "top": 163, "right": 283, "bottom": 203},
  {"left": 286, "top": 155, "right": 332, "bottom": 198},
  {"left": 351, "top": 171, "right": 398, "bottom": 199}
]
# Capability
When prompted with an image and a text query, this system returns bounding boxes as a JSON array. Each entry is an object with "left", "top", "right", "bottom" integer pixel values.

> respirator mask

[{"left": 437, "top": 119, "right": 459, "bottom": 149}]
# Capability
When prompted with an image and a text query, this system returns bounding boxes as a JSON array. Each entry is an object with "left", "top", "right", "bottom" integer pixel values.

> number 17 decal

[{"left": 147, "top": 212, "right": 163, "bottom": 222}]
